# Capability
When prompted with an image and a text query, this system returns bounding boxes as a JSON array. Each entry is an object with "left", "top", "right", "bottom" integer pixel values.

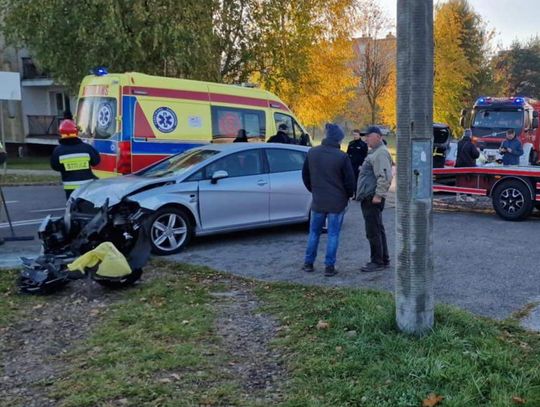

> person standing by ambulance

[{"left": 50, "top": 119, "right": 101, "bottom": 199}]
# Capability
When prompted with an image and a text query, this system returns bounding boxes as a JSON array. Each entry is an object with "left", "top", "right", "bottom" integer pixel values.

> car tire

[
  {"left": 492, "top": 180, "right": 533, "bottom": 221},
  {"left": 149, "top": 206, "right": 193, "bottom": 255}
]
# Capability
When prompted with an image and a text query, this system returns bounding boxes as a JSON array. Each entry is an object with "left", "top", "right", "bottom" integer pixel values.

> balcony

[
  {"left": 21, "top": 57, "right": 50, "bottom": 80},
  {"left": 27, "top": 115, "right": 59, "bottom": 138}
]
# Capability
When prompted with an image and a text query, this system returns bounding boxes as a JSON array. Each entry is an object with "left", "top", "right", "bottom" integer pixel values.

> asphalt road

[{"left": 1, "top": 185, "right": 539, "bottom": 322}]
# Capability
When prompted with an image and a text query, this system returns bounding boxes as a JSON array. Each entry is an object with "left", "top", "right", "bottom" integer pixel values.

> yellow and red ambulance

[{"left": 76, "top": 71, "right": 308, "bottom": 177}]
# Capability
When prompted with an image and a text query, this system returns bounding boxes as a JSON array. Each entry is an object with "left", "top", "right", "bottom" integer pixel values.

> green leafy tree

[
  {"left": 433, "top": 0, "right": 492, "bottom": 132},
  {"left": 0, "top": 0, "right": 224, "bottom": 90},
  {"left": 493, "top": 37, "right": 540, "bottom": 98}
]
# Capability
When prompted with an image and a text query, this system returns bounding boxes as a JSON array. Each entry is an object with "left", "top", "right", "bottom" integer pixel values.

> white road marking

[
  {"left": 30, "top": 207, "right": 66, "bottom": 213},
  {"left": 0, "top": 218, "right": 44, "bottom": 229},
  {"left": 4, "top": 200, "right": 18, "bottom": 204}
]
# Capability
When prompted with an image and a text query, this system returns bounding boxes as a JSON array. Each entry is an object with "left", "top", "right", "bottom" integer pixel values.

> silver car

[{"left": 69, "top": 143, "right": 312, "bottom": 254}]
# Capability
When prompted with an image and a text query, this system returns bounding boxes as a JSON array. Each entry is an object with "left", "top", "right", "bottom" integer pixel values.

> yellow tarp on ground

[{"left": 68, "top": 241, "right": 132, "bottom": 278}]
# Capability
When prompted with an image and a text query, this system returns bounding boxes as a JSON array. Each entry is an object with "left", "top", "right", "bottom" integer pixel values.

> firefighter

[{"left": 50, "top": 119, "right": 101, "bottom": 199}]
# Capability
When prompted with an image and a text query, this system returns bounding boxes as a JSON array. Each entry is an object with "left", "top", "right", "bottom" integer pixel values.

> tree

[
  {"left": 353, "top": 0, "right": 394, "bottom": 125},
  {"left": 378, "top": 63, "right": 396, "bottom": 129},
  {"left": 250, "top": 0, "right": 358, "bottom": 126},
  {"left": 433, "top": 0, "right": 493, "bottom": 132},
  {"left": 0, "top": 0, "right": 220, "bottom": 91},
  {"left": 396, "top": 0, "right": 434, "bottom": 335},
  {"left": 493, "top": 37, "right": 540, "bottom": 98}
]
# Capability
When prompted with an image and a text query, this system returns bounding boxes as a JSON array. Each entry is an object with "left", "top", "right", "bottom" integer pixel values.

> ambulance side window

[
  {"left": 211, "top": 106, "right": 266, "bottom": 141},
  {"left": 274, "top": 113, "right": 294, "bottom": 139}
]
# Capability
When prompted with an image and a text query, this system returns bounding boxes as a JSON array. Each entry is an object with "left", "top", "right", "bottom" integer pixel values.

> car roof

[{"left": 195, "top": 143, "right": 310, "bottom": 153}]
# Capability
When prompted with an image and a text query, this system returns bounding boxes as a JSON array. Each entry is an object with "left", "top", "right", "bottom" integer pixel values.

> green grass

[
  {"left": 50, "top": 262, "right": 243, "bottom": 407},
  {"left": 0, "top": 173, "right": 60, "bottom": 185},
  {"left": 6, "top": 156, "right": 51, "bottom": 170},
  {"left": 4, "top": 262, "right": 540, "bottom": 406},
  {"left": 0, "top": 269, "right": 39, "bottom": 327},
  {"left": 257, "top": 283, "right": 540, "bottom": 406}
]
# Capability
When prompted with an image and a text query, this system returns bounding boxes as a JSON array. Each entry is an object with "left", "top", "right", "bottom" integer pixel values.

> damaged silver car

[{"left": 67, "top": 143, "right": 312, "bottom": 255}]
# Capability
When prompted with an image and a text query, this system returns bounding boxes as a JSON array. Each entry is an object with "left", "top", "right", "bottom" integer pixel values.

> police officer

[
  {"left": 50, "top": 119, "right": 101, "bottom": 199},
  {"left": 347, "top": 129, "right": 368, "bottom": 183}
]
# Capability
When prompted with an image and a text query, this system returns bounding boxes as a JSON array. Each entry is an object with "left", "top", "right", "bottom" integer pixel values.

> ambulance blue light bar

[
  {"left": 513, "top": 97, "right": 525, "bottom": 104},
  {"left": 91, "top": 66, "right": 108, "bottom": 76}
]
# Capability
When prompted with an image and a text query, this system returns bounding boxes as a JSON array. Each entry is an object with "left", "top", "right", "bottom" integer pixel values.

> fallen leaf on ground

[
  {"left": 512, "top": 396, "right": 526, "bottom": 404},
  {"left": 316, "top": 320, "right": 330, "bottom": 330},
  {"left": 422, "top": 393, "right": 444, "bottom": 407}
]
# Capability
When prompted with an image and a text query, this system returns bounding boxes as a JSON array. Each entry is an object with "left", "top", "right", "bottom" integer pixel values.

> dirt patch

[
  {"left": 433, "top": 195, "right": 494, "bottom": 214},
  {"left": 211, "top": 279, "right": 288, "bottom": 404},
  {"left": 0, "top": 279, "right": 131, "bottom": 407}
]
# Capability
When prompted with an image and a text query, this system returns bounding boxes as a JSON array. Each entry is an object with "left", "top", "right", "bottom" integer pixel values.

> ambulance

[{"left": 75, "top": 70, "right": 309, "bottom": 177}]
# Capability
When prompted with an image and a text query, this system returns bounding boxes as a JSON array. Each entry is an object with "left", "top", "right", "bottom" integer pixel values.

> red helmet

[{"left": 59, "top": 119, "right": 78, "bottom": 138}]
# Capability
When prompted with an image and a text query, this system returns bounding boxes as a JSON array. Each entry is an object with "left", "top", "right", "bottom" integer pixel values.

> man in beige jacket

[{"left": 355, "top": 126, "right": 393, "bottom": 272}]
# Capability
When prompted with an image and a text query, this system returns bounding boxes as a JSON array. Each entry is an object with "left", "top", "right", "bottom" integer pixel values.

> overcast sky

[{"left": 378, "top": 0, "right": 539, "bottom": 49}]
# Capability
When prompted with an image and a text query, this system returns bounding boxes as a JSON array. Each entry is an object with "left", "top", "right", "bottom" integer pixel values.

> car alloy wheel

[
  {"left": 499, "top": 187, "right": 524, "bottom": 214},
  {"left": 150, "top": 208, "right": 192, "bottom": 254},
  {"left": 492, "top": 179, "right": 533, "bottom": 221}
]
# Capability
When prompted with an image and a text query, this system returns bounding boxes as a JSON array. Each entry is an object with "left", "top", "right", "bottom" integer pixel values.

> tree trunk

[{"left": 395, "top": 0, "right": 434, "bottom": 335}]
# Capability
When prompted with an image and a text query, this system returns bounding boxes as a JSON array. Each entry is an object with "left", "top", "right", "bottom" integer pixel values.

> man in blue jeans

[{"left": 301, "top": 123, "right": 355, "bottom": 276}]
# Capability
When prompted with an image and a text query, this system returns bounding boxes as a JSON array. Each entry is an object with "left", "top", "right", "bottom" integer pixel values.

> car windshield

[
  {"left": 472, "top": 109, "right": 523, "bottom": 129},
  {"left": 137, "top": 149, "right": 219, "bottom": 178}
]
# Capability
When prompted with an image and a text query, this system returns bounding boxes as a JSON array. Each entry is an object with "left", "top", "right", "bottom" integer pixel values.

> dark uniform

[
  {"left": 51, "top": 120, "right": 100, "bottom": 199},
  {"left": 346, "top": 138, "right": 368, "bottom": 181}
]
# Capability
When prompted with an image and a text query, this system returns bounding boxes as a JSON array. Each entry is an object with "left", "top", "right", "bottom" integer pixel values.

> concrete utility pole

[{"left": 395, "top": 0, "right": 434, "bottom": 335}]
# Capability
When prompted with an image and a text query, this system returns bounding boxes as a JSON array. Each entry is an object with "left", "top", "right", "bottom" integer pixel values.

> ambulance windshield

[{"left": 77, "top": 97, "right": 117, "bottom": 139}]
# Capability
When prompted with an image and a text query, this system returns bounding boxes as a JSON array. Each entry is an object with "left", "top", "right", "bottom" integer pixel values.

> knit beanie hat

[{"left": 324, "top": 123, "right": 345, "bottom": 143}]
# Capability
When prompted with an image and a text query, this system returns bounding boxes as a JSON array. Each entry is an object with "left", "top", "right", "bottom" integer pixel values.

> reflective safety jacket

[{"left": 50, "top": 137, "right": 101, "bottom": 190}]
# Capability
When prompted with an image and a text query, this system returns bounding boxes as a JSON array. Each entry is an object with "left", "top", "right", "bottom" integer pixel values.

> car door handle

[{"left": 257, "top": 180, "right": 268, "bottom": 186}]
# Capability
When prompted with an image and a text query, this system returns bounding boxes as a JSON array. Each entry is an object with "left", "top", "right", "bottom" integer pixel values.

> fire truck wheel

[
  {"left": 149, "top": 206, "right": 194, "bottom": 255},
  {"left": 492, "top": 180, "right": 533, "bottom": 221}
]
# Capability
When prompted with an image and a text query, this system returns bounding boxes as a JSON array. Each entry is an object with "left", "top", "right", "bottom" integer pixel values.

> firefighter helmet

[{"left": 59, "top": 119, "right": 79, "bottom": 138}]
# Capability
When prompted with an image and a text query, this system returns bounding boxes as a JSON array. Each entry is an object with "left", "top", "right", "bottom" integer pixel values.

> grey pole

[{"left": 395, "top": 0, "right": 435, "bottom": 335}]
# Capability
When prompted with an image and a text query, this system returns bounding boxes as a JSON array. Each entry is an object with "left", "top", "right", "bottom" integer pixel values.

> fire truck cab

[{"left": 461, "top": 96, "right": 540, "bottom": 165}]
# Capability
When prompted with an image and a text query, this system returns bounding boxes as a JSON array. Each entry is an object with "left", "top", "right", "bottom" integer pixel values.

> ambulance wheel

[
  {"left": 94, "top": 268, "right": 143, "bottom": 289},
  {"left": 492, "top": 180, "right": 533, "bottom": 221},
  {"left": 149, "top": 206, "right": 193, "bottom": 255}
]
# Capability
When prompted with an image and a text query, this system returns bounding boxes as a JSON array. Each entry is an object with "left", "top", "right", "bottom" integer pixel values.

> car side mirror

[
  {"left": 211, "top": 170, "right": 229, "bottom": 184},
  {"left": 533, "top": 117, "right": 539, "bottom": 129}
]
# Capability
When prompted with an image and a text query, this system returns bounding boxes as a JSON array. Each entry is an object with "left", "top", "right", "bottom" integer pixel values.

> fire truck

[
  {"left": 462, "top": 96, "right": 540, "bottom": 165},
  {"left": 432, "top": 96, "right": 540, "bottom": 221}
]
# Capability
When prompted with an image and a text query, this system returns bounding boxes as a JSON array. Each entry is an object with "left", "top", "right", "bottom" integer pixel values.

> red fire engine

[
  {"left": 432, "top": 97, "right": 540, "bottom": 221},
  {"left": 462, "top": 96, "right": 540, "bottom": 164}
]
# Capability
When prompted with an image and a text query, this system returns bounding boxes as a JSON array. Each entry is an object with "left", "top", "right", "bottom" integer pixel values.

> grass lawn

[
  {"left": 6, "top": 156, "right": 51, "bottom": 171},
  {"left": 2, "top": 262, "right": 539, "bottom": 406},
  {"left": 0, "top": 173, "right": 60, "bottom": 185}
]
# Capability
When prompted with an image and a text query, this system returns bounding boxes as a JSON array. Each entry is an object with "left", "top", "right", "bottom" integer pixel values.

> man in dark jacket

[
  {"left": 347, "top": 129, "right": 368, "bottom": 182},
  {"left": 455, "top": 129, "right": 480, "bottom": 167},
  {"left": 301, "top": 123, "right": 355, "bottom": 276},
  {"left": 499, "top": 129, "right": 523, "bottom": 165},
  {"left": 267, "top": 123, "right": 292, "bottom": 144},
  {"left": 50, "top": 119, "right": 101, "bottom": 199}
]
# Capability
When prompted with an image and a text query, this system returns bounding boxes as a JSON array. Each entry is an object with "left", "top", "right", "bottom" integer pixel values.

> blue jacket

[{"left": 500, "top": 138, "right": 523, "bottom": 165}]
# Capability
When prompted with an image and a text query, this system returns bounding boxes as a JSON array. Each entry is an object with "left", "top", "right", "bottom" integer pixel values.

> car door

[
  {"left": 198, "top": 149, "right": 270, "bottom": 230},
  {"left": 265, "top": 148, "right": 311, "bottom": 221}
]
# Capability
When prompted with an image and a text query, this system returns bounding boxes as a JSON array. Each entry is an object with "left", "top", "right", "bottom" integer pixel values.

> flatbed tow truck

[{"left": 433, "top": 165, "right": 540, "bottom": 221}]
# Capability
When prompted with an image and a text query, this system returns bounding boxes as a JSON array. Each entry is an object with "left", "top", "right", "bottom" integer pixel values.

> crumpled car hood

[{"left": 73, "top": 175, "right": 175, "bottom": 207}]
